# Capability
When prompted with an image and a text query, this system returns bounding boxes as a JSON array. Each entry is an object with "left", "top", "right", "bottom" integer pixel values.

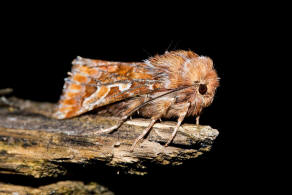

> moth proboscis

[{"left": 53, "top": 50, "right": 220, "bottom": 150}]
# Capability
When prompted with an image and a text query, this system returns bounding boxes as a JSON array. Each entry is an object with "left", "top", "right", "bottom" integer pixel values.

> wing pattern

[{"left": 54, "top": 57, "right": 163, "bottom": 119}]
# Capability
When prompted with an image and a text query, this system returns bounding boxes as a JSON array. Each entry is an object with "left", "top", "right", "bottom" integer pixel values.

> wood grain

[{"left": 0, "top": 97, "right": 219, "bottom": 177}]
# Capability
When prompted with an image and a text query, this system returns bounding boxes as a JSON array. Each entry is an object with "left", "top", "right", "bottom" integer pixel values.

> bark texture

[
  {"left": 0, "top": 181, "right": 113, "bottom": 195},
  {"left": 0, "top": 97, "right": 219, "bottom": 193}
]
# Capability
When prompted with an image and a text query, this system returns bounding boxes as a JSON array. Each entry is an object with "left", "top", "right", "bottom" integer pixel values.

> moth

[{"left": 53, "top": 50, "right": 219, "bottom": 150}]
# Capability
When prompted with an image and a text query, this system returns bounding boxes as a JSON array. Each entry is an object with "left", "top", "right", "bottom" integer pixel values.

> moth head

[
  {"left": 148, "top": 50, "right": 219, "bottom": 114},
  {"left": 188, "top": 55, "right": 220, "bottom": 114}
]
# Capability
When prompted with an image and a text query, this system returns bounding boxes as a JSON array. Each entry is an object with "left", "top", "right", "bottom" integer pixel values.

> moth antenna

[
  {"left": 130, "top": 85, "right": 195, "bottom": 114},
  {"left": 166, "top": 40, "right": 174, "bottom": 52},
  {"left": 142, "top": 48, "right": 152, "bottom": 57}
]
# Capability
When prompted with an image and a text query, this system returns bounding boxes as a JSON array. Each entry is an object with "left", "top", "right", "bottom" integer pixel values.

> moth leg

[
  {"left": 196, "top": 115, "right": 200, "bottom": 125},
  {"left": 165, "top": 103, "right": 190, "bottom": 147},
  {"left": 131, "top": 98, "right": 176, "bottom": 151},
  {"left": 130, "top": 118, "right": 157, "bottom": 151},
  {"left": 95, "top": 97, "right": 149, "bottom": 135},
  {"left": 94, "top": 115, "right": 128, "bottom": 134}
]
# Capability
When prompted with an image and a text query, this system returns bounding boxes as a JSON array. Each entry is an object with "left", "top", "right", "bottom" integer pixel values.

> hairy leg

[
  {"left": 196, "top": 115, "right": 200, "bottom": 125},
  {"left": 94, "top": 97, "right": 149, "bottom": 134},
  {"left": 94, "top": 115, "right": 129, "bottom": 134},
  {"left": 130, "top": 98, "right": 176, "bottom": 151},
  {"left": 165, "top": 103, "right": 190, "bottom": 146},
  {"left": 130, "top": 118, "right": 157, "bottom": 151}
]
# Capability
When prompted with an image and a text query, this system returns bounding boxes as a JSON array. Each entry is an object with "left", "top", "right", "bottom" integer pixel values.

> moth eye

[{"left": 199, "top": 84, "right": 207, "bottom": 95}]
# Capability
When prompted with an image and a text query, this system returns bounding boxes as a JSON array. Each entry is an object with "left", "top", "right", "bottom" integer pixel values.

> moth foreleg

[{"left": 165, "top": 103, "right": 190, "bottom": 147}]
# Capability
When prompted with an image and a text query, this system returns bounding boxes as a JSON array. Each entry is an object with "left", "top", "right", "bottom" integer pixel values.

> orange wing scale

[{"left": 53, "top": 57, "right": 162, "bottom": 119}]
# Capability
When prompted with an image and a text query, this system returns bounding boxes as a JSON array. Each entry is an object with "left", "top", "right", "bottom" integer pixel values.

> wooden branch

[
  {"left": 0, "top": 181, "right": 114, "bottom": 195},
  {"left": 0, "top": 97, "right": 219, "bottom": 177},
  {"left": 0, "top": 88, "right": 13, "bottom": 96}
]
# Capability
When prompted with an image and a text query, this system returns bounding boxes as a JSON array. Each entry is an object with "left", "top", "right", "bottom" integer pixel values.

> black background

[{"left": 0, "top": 6, "right": 276, "bottom": 194}]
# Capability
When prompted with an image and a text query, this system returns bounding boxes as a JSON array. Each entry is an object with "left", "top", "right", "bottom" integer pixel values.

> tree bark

[
  {"left": 0, "top": 97, "right": 219, "bottom": 177},
  {"left": 0, "top": 181, "right": 113, "bottom": 195}
]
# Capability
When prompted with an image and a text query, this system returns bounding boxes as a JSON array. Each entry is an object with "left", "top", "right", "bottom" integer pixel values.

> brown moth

[{"left": 53, "top": 50, "right": 219, "bottom": 150}]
